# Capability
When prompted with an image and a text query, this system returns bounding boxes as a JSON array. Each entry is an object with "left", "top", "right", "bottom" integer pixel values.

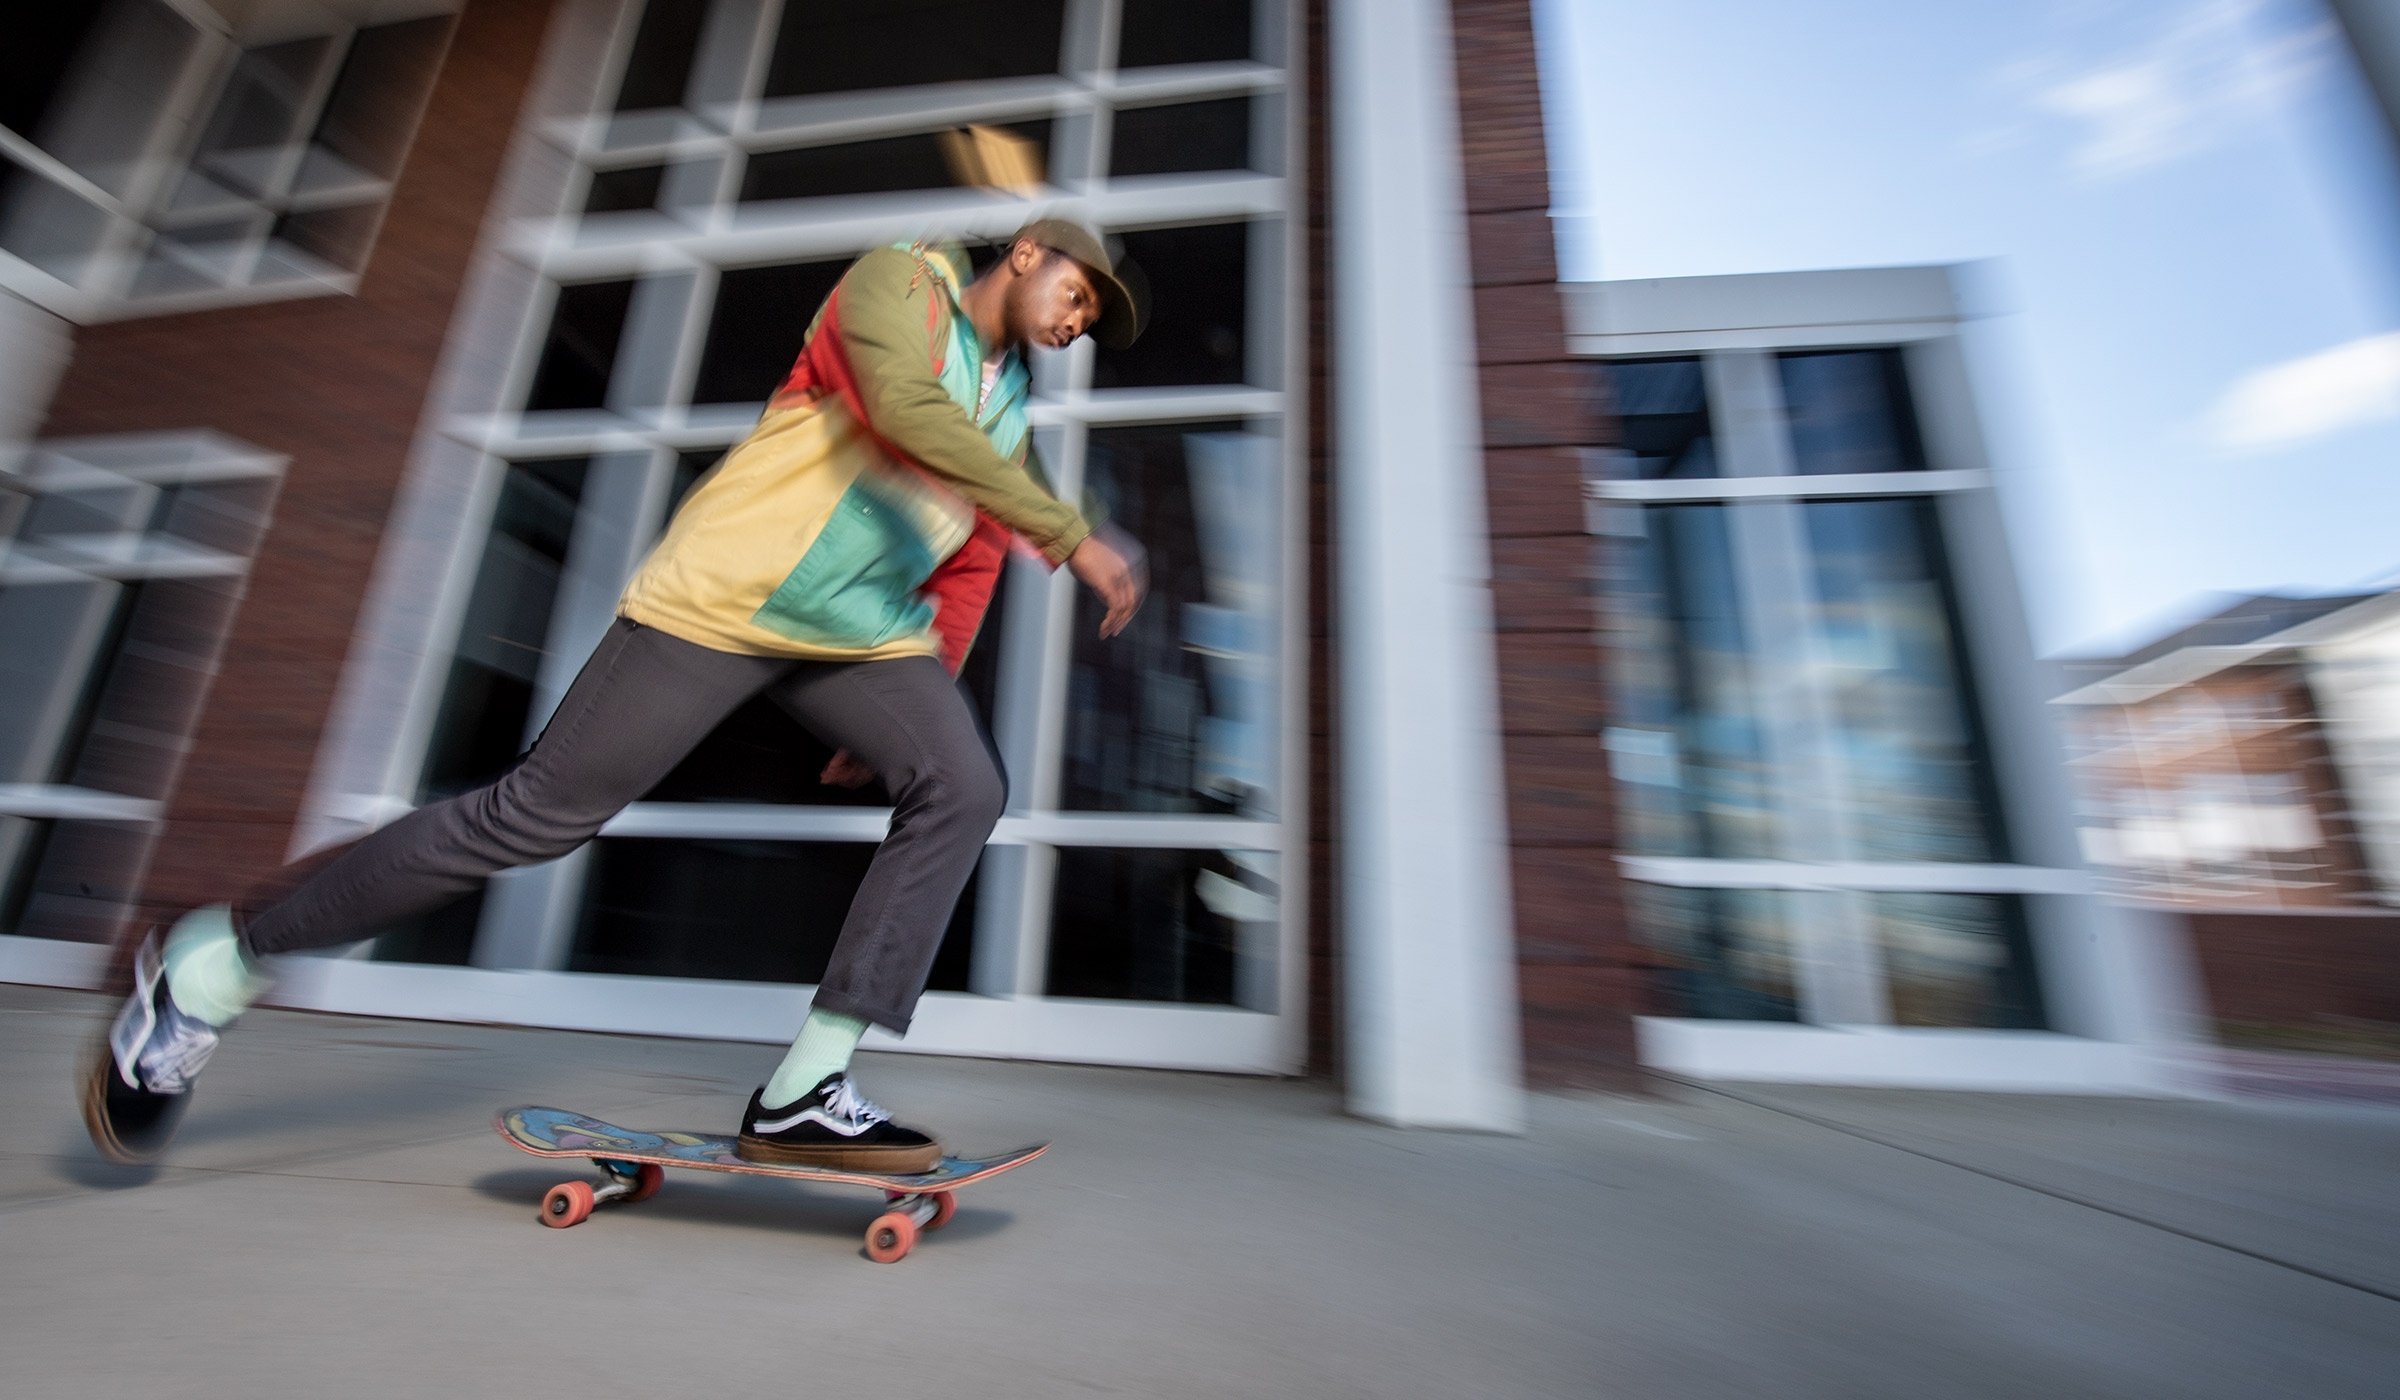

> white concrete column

[{"left": 1330, "top": 0, "right": 1525, "bottom": 1130}]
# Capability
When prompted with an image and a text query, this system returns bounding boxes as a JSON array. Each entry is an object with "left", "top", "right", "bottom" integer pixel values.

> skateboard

[{"left": 494, "top": 1106, "right": 1047, "bottom": 1263}]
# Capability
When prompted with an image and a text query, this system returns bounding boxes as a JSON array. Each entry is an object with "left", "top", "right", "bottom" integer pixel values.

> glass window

[
  {"left": 571, "top": 837, "right": 978, "bottom": 991},
  {"left": 613, "top": 0, "right": 711, "bottom": 111},
  {"left": 1631, "top": 884, "right": 1803, "bottom": 1022},
  {"left": 762, "top": 0, "right": 1067, "bottom": 100},
  {"left": 584, "top": 164, "right": 666, "bottom": 215},
  {"left": 1092, "top": 222, "right": 1250, "bottom": 388},
  {"left": 1047, "top": 847, "right": 1277, "bottom": 1006},
  {"left": 1804, "top": 498, "right": 2005, "bottom": 862},
  {"left": 1117, "top": 0, "right": 1254, "bottom": 68},
  {"left": 1591, "top": 358, "right": 1717, "bottom": 479},
  {"left": 1607, "top": 504, "right": 1775, "bottom": 858},
  {"left": 740, "top": 123, "right": 1052, "bottom": 203},
  {"left": 1777, "top": 349, "right": 1927, "bottom": 475},
  {"left": 1110, "top": 98, "right": 1251, "bottom": 178},
  {"left": 1066, "top": 423, "right": 1279, "bottom": 816},
  {"left": 525, "top": 281, "right": 638, "bottom": 411},
  {"left": 690, "top": 260, "right": 849, "bottom": 404},
  {"left": 1872, "top": 893, "right": 2045, "bottom": 1029},
  {"left": 419, "top": 459, "right": 588, "bottom": 797}
]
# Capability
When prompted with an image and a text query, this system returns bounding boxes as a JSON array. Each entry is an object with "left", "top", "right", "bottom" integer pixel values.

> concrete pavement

[{"left": 4, "top": 981, "right": 2396, "bottom": 1399}]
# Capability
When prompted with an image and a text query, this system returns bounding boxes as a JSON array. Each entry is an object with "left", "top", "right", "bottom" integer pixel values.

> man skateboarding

[{"left": 86, "top": 218, "right": 1148, "bottom": 1175}]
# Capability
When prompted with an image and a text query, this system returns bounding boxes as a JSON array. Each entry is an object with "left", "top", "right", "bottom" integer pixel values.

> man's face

[{"left": 1003, "top": 242, "right": 1105, "bottom": 350}]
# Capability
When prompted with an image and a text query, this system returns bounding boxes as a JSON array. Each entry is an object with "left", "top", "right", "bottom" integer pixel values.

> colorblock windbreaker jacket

[{"left": 619, "top": 242, "right": 1089, "bottom": 673}]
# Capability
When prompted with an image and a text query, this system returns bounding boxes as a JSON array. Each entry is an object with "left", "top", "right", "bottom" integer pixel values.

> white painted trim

[
  {"left": 1569, "top": 322, "right": 1954, "bottom": 356},
  {"left": 0, "top": 933, "right": 1284, "bottom": 1072},
  {"left": 0, "top": 786, "right": 163, "bottom": 823},
  {"left": 1331, "top": 0, "right": 1524, "bottom": 1131},
  {"left": 1588, "top": 468, "right": 1989, "bottom": 502},
  {"left": 1618, "top": 855, "right": 2092, "bottom": 895},
  {"left": 1634, "top": 1018, "right": 2195, "bottom": 1095}
]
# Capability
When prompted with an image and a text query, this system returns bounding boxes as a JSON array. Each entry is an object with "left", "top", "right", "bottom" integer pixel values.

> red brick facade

[{"left": 1450, "top": 0, "right": 1639, "bottom": 1087}]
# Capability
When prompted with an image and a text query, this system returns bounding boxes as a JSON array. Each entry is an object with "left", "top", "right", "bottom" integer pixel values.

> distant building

[{"left": 2055, "top": 592, "right": 2400, "bottom": 910}]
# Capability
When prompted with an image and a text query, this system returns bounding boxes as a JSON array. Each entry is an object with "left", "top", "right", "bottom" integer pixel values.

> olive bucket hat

[{"left": 1014, "top": 217, "right": 1149, "bottom": 350}]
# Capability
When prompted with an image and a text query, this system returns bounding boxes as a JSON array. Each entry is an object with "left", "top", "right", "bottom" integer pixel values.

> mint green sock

[
  {"left": 161, "top": 904, "right": 268, "bottom": 1028},
  {"left": 762, "top": 1008, "right": 869, "bottom": 1109}
]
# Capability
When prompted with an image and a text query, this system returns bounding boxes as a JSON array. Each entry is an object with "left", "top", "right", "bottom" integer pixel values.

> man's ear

[{"left": 1008, "top": 237, "right": 1043, "bottom": 274}]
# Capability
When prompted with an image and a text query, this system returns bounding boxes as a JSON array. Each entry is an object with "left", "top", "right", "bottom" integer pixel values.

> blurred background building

[{"left": 5, "top": 0, "right": 2331, "bottom": 1122}]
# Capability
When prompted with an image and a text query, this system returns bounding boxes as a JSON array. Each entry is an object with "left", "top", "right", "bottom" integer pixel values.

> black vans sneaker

[
  {"left": 736, "top": 1073, "right": 941, "bottom": 1172},
  {"left": 81, "top": 929, "right": 221, "bottom": 1164}
]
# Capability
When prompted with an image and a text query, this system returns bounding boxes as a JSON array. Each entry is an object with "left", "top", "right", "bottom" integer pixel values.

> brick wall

[
  {"left": 39, "top": 0, "right": 560, "bottom": 922},
  {"left": 2185, "top": 910, "right": 2400, "bottom": 1025},
  {"left": 1448, "top": 0, "right": 1640, "bottom": 1087}
]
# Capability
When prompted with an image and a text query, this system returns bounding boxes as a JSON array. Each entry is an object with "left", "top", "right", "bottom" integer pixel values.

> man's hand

[
  {"left": 820, "top": 750, "right": 876, "bottom": 788},
  {"left": 1068, "top": 527, "right": 1148, "bottom": 639}
]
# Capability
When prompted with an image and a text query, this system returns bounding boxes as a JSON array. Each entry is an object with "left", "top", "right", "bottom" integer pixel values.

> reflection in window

[
  {"left": 1632, "top": 884, "right": 1802, "bottom": 1021},
  {"left": 762, "top": 0, "right": 1066, "bottom": 100},
  {"left": 1777, "top": 349, "right": 1926, "bottom": 475},
  {"left": 1066, "top": 424, "right": 1278, "bottom": 816},
  {"left": 1110, "top": 99, "right": 1250, "bottom": 178},
  {"left": 1607, "top": 504, "right": 1775, "bottom": 858},
  {"left": 572, "top": 838, "right": 976, "bottom": 990},
  {"left": 1092, "top": 222, "right": 1249, "bottom": 388},
  {"left": 419, "top": 459, "right": 587, "bottom": 797},
  {"left": 1591, "top": 359, "right": 1716, "bottom": 479},
  {"left": 1872, "top": 893, "right": 2045, "bottom": 1028},
  {"left": 1804, "top": 498, "right": 2004, "bottom": 862},
  {"left": 1047, "top": 847, "right": 1277, "bottom": 1007}
]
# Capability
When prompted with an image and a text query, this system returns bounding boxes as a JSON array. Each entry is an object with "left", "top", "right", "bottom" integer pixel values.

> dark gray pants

[{"left": 240, "top": 619, "right": 1002, "bottom": 1033}]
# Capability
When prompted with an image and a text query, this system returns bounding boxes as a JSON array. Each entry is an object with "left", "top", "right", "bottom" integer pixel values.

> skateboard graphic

[{"left": 494, "top": 1106, "right": 1047, "bottom": 1263}]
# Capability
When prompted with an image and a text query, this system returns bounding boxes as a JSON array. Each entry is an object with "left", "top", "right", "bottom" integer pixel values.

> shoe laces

[
  {"left": 821, "top": 1076, "right": 892, "bottom": 1128},
  {"left": 137, "top": 996, "right": 220, "bottom": 1096}
]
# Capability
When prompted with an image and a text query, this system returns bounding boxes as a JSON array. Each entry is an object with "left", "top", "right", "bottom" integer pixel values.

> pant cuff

[{"left": 809, "top": 986, "right": 911, "bottom": 1038}]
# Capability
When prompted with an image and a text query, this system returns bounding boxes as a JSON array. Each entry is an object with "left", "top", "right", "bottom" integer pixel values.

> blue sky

[{"left": 1535, "top": 0, "right": 2400, "bottom": 655}]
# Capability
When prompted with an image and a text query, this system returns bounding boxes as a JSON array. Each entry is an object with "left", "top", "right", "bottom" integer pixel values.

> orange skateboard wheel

[
  {"left": 865, "top": 1210, "right": 918, "bottom": 1263},
  {"left": 541, "top": 1180, "right": 595, "bottom": 1227},
  {"left": 926, "top": 1192, "right": 958, "bottom": 1231},
  {"left": 625, "top": 1163, "right": 665, "bottom": 1202}
]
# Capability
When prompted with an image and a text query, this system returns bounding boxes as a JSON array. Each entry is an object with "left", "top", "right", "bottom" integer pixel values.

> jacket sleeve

[{"left": 838, "top": 249, "right": 1091, "bottom": 564}]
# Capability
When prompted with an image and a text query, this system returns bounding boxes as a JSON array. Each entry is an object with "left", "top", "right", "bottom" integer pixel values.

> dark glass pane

[
  {"left": 571, "top": 838, "right": 977, "bottom": 992},
  {"left": 1066, "top": 422, "right": 1278, "bottom": 814},
  {"left": 1091, "top": 222, "right": 1247, "bottom": 388},
  {"left": 186, "top": 37, "right": 332, "bottom": 197},
  {"left": 690, "top": 258, "right": 848, "bottom": 403},
  {"left": 584, "top": 164, "right": 665, "bottom": 214},
  {"left": 1778, "top": 348, "right": 1926, "bottom": 475},
  {"left": 1593, "top": 358, "right": 1717, "bottom": 479},
  {"left": 667, "top": 447, "right": 721, "bottom": 513},
  {"left": 419, "top": 459, "right": 587, "bottom": 796},
  {"left": 525, "top": 280, "right": 637, "bottom": 411},
  {"left": 1048, "top": 847, "right": 1275, "bottom": 1004},
  {"left": 763, "top": 0, "right": 1064, "bottom": 99},
  {"left": 1117, "top": 0, "right": 1252, "bottom": 67},
  {"left": 1803, "top": 497, "right": 2005, "bottom": 861},
  {"left": 1631, "top": 885, "right": 1804, "bottom": 1021},
  {"left": 1606, "top": 503, "right": 1775, "bottom": 859},
  {"left": 1873, "top": 893, "right": 2046, "bottom": 1029},
  {"left": 741, "top": 121, "right": 1050, "bottom": 202},
  {"left": 615, "top": 0, "right": 712, "bottom": 111},
  {"left": 0, "top": 1, "right": 108, "bottom": 140},
  {"left": 1109, "top": 98, "right": 1249, "bottom": 178}
]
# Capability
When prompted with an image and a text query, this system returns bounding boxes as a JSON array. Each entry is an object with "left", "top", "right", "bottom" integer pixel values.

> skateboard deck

[{"left": 494, "top": 1106, "right": 1047, "bottom": 1262}]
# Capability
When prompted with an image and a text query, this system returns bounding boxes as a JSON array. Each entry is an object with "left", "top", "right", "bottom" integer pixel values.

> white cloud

[
  {"left": 2004, "top": 0, "right": 2339, "bottom": 180},
  {"left": 2208, "top": 331, "right": 2400, "bottom": 450}
]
